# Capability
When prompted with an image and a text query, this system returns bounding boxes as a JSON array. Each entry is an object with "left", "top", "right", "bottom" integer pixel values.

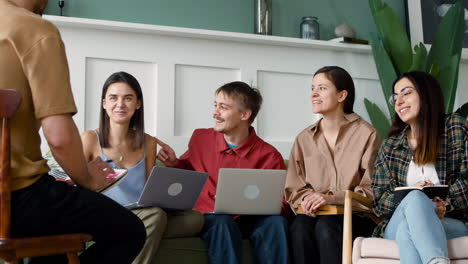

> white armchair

[
  {"left": 352, "top": 236, "right": 468, "bottom": 264},
  {"left": 343, "top": 190, "right": 468, "bottom": 264}
]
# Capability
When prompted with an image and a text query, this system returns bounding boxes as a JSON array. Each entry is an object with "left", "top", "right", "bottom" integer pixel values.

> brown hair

[
  {"left": 389, "top": 71, "right": 445, "bottom": 164},
  {"left": 215, "top": 81, "right": 263, "bottom": 124},
  {"left": 99, "top": 71, "right": 145, "bottom": 149}
]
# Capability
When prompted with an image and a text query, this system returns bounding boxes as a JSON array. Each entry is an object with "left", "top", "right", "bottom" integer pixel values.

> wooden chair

[
  {"left": 0, "top": 89, "right": 92, "bottom": 264},
  {"left": 342, "top": 190, "right": 373, "bottom": 264},
  {"left": 297, "top": 190, "right": 373, "bottom": 264},
  {"left": 300, "top": 191, "right": 468, "bottom": 263}
]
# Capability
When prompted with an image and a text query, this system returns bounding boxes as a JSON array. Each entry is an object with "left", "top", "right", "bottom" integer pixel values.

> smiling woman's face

[
  {"left": 310, "top": 73, "right": 345, "bottom": 115},
  {"left": 393, "top": 77, "right": 421, "bottom": 126},
  {"left": 102, "top": 82, "right": 141, "bottom": 125}
]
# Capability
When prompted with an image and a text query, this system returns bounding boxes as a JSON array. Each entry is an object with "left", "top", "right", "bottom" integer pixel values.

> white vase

[{"left": 335, "top": 23, "right": 356, "bottom": 38}]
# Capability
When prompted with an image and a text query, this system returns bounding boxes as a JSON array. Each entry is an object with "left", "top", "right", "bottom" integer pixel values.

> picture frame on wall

[{"left": 406, "top": 0, "right": 468, "bottom": 48}]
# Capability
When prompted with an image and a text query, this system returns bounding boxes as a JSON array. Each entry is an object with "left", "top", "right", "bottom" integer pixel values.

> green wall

[{"left": 45, "top": 0, "right": 406, "bottom": 41}]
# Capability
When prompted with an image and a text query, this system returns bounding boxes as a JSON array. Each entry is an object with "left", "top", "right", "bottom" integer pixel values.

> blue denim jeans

[
  {"left": 201, "top": 214, "right": 289, "bottom": 264},
  {"left": 384, "top": 190, "right": 468, "bottom": 264}
]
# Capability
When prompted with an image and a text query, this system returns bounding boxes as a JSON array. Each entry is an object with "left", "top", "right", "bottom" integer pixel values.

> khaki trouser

[{"left": 131, "top": 207, "right": 204, "bottom": 264}]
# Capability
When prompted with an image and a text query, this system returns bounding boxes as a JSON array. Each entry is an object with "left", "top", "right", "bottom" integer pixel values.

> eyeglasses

[{"left": 389, "top": 86, "right": 415, "bottom": 105}]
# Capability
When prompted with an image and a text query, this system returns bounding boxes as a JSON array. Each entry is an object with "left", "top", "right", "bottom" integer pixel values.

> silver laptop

[
  {"left": 212, "top": 168, "right": 287, "bottom": 215},
  {"left": 125, "top": 166, "right": 208, "bottom": 210}
]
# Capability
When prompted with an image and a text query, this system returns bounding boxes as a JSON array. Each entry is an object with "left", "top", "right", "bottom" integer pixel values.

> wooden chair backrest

[{"left": 0, "top": 89, "right": 22, "bottom": 239}]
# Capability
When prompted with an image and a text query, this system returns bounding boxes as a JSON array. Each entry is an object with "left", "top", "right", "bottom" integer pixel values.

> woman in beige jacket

[{"left": 285, "top": 66, "right": 381, "bottom": 264}]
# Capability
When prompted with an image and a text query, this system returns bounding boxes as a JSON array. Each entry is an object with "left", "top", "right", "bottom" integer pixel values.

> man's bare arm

[{"left": 41, "top": 114, "right": 113, "bottom": 190}]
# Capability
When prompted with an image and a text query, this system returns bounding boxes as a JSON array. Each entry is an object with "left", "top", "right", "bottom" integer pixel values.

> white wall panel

[
  {"left": 174, "top": 64, "right": 240, "bottom": 137},
  {"left": 256, "top": 71, "right": 320, "bottom": 142},
  {"left": 44, "top": 15, "right": 468, "bottom": 158},
  {"left": 456, "top": 62, "right": 468, "bottom": 110},
  {"left": 353, "top": 78, "right": 390, "bottom": 123}
]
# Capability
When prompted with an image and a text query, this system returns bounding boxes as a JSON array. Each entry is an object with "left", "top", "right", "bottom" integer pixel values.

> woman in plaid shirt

[{"left": 372, "top": 71, "right": 468, "bottom": 264}]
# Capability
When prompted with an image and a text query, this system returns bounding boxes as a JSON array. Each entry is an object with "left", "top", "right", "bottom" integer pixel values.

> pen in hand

[
  {"left": 106, "top": 173, "right": 119, "bottom": 178},
  {"left": 103, "top": 160, "right": 116, "bottom": 178}
]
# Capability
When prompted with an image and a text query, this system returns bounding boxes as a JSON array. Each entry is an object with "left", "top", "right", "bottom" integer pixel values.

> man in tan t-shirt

[{"left": 0, "top": 0, "right": 146, "bottom": 263}]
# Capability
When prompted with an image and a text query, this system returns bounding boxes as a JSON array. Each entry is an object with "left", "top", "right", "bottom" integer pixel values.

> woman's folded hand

[{"left": 432, "top": 197, "right": 446, "bottom": 219}]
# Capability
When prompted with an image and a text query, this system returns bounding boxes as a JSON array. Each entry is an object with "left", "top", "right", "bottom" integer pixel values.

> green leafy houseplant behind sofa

[{"left": 365, "top": 0, "right": 467, "bottom": 139}]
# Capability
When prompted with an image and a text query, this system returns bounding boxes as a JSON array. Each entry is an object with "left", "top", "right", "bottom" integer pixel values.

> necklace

[{"left": 114, "top": 144, "right": 125, "bottom": 162}]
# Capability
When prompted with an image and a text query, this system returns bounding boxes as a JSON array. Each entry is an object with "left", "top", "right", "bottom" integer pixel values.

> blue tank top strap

[
  {"left": 94, "top": 130, "right": 107, "bottom": 158},
  {"left": 94, "top": 130, "right": 146, "bottom": 161},
  {"left": 94, "top": 130, "right": 147, "bottom": 206}
]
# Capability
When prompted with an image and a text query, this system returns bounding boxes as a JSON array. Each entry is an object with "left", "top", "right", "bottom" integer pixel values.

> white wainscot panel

[
  {"left": 174, "top": 64, "right": 240, "bottom": 137},
  {"left": 456, "top": 62, "right": 468, "bottom": 110},
  {"left": 352, "top": 77, "right": 390, "bottom": 123},
  {"left": 44, "top": 15, "right": 468, "bottom": 157},
  {"left": 256, "top": 71, "right": 321, "bottom": 145},
  {"left": 84, "top": 58, "right": 158, "bottom": 135}
]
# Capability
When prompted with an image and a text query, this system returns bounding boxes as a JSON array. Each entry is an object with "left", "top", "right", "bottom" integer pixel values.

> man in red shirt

[{"left": 158, "top": 81, "right": 289, "bottom": 264}]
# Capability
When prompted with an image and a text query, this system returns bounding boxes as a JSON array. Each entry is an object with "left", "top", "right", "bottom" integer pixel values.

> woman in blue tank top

[{"left": 81, "top": 71, "right": 204, "bottom": 264}]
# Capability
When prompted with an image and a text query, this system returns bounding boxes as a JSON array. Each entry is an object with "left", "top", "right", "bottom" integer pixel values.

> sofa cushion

[
  {"left": 353, "top": 236, "right": 468, "bottom": 263},
  {"left": 154, "top": 237, "right": 254, "bottom": 264},
  {"left": 450, "top": 236, "right": 468, "bottom": 260},
  {"left": 353, "top": 237, "right": 399, "bottom": 261}
]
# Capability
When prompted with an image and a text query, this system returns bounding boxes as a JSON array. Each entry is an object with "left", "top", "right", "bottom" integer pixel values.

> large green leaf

[
  {"left": 426, "top": 1, "right": 464, "bottom": 113},
  {"left": 369, "top": 32, "right": 396, "bottom": 117},
  {"left": 428, "top": 62, "right": 440, "bottom": 78},
  {"left": 408, "top": 43, "right": 427, "bottom": 71},
  {"left": 364, "top": 98, "right": 391, "bottom": 139},
  {"left": 436, "top": 54, "right": 461, "bottom": 113},
  {"left": 368, "top": 0, "right": 412, "bottom": 74},
  {"left": 368, "top": 0, "right": 385, "bottom": 39}
]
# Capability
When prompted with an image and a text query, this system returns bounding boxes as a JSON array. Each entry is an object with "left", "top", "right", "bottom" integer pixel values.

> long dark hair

[
  {"left": 389, "top": 71, "right": 445, "bottom": 164},
  {"left": 313, "top": 66, "right": 355, "bottom": 114},
  {"left": 98, "top": 71, "right": 145, "bottom": 149}
]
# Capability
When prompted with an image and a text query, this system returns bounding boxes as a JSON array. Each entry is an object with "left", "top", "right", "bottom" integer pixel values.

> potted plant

[{"left": 366, "top": 0, "right": 467, "bottom": 138}]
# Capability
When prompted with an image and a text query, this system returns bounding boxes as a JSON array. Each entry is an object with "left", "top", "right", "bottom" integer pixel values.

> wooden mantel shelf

[{"left": 44, "top": 15, "right": 372, "bottom": 54}]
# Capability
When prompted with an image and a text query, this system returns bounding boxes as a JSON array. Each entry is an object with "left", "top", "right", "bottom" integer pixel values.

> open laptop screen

[
  {"left": 126, "top": 166, "right": 208, "bottom": 210},
  {"left": 213, "top": 168, "right": 286, "bottom": 215}
]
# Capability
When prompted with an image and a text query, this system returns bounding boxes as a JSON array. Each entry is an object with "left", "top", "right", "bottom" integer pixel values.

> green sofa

[
  {"left": 154, "top": 237, "right": 254, "bottom": 263},
  {"left": 151, "top": 160, "right": 290, "bottom": 263},
  {"left": 0, "top": 154, "right": 290, "bottom": 264},
  {"left": 1, "top": 238, "right": 255, "bottom": 264},
  {"left": 0, "top": 238, "right": 254, "bottom": 264}
]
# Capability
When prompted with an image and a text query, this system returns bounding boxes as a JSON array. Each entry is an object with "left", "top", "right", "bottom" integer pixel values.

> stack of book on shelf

[{"left": 329, "top": 37, "right": 369, "bottom": 45}]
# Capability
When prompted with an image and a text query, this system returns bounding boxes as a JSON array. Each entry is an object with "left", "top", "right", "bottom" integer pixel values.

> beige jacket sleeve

[
  {"left": 326, "top": 130, "right": 381, "bottom": 210},
  {"left": 284, "top": 137, "right": 314, "bottom": 213}
]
